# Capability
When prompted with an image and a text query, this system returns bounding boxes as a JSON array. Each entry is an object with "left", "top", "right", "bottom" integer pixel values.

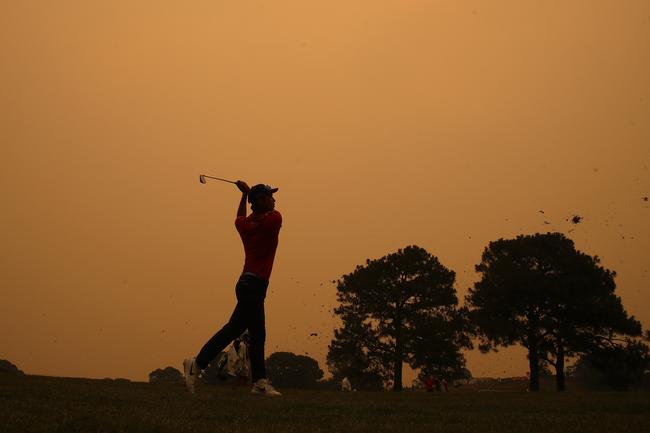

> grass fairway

[{"left": 1, "top": 374, "right": 649, "bottom": 433}]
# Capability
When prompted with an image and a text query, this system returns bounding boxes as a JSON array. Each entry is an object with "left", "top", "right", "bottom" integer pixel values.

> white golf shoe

[
  {"left": 183, "top": 358, "right": 200, "bottom": 394},
  {"left": 251, "top": 378, "right": 282, "bottom": 396}
]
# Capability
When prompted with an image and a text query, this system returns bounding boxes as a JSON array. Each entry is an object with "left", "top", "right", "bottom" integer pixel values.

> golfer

[{"left": 184, "top": 181, "right": 282, "bottom": 396}]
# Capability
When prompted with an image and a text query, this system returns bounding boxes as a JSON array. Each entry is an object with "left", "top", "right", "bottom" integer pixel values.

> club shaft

[{"left": 203, "top": 175, "right": 236, "bottom": 184}]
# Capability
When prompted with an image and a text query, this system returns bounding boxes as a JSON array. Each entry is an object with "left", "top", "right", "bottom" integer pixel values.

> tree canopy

[
  {"left": 148, "top": 366, "right": 182, "bottom": 384},
  {"left": 266, "top": 352, "right": 324, "bottom": 389}
]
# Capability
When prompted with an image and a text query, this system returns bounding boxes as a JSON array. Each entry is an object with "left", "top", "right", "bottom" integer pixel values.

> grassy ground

[{"left": 1, "top": 374, "right": 649, "bottom": 433}]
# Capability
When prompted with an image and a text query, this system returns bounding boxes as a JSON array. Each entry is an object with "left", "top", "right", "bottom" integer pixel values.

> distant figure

[
  {"left": 225, "top": 332, "right": 251, "bottom": 383},
  {"left": 225, "top": 339, "right": 240, "bottom": 377},
  {"left": 442, "top": 378, "right": 448, "bottom": 392},
  {"left": 341, "top": 376, "right": 352, "bottom": 391},
  {"left": 434, "top": 376, "right": 441, "bottom": 392},
  {"left": 424, "top": 377, "right": 434, "bottom": 392},
  {"left": 183, "top": 182, "right": 282, "bottom": 397}
]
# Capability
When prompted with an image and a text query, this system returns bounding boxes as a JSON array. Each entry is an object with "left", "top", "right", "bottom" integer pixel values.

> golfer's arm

[{"left": 237, "top": 193, "right": 248, "bottom": 218}]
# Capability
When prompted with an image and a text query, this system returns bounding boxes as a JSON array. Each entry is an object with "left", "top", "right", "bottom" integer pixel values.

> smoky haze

[{"left": 1, "top": 0, "right": 649, "bottom": 382}]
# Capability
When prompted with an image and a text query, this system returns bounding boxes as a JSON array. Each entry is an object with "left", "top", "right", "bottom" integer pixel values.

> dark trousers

[{"left": 195, "top": 274, "right": 268, "bottom": 382}]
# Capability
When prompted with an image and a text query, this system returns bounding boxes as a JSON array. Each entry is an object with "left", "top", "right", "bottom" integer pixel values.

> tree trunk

[
  {"left": 393, "top": 315, "right": 403, "bottom": 392},
  {"left": 393, "top": 354, "right": 403, "bottom": 392},
  {"left": 555, "top": 342, "right": 565, "bottom": 392},
  {"left": 528, "top": 346, "right": 540, "bottom": 392}
]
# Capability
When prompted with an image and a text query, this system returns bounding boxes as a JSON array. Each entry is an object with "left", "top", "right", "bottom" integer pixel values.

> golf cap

[{"left": 248, "top": 184, "right": 278, "bottom": 203}]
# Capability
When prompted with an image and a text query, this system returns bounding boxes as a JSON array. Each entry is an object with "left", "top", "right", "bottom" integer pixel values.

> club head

[{"left": 199, "top": 175, "right": 206, "bottom": 184}]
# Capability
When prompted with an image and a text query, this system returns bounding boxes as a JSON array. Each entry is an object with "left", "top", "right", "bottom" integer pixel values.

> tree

[
  {"left": 148, "top": 366, "right": 182, "bottom": 384},
  {"left": 466, "top": 232, "right": 641, "bottom": 392},
  {"left": 327, "top": 245, "right": 471, "bottom": 391},
  {"left": 0, "top": 360, "right": 24, "bottom": 375},
  {"left": 266, "top": 352, "right": 324, "bottom": 389}
]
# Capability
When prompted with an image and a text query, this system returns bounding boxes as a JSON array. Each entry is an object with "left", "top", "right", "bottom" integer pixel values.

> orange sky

[{"left": 1, "top": 1, "right": 649, "bottom": 383}]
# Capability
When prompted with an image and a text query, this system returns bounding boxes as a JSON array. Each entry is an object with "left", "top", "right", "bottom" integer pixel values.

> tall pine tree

[{"left": 327, "top": 246, "right": 471, "bottom": 391}]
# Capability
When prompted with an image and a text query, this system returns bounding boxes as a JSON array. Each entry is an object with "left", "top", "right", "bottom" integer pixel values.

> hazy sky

[{"left": 2, "top": 1, "right": 649, "bottom": 383}]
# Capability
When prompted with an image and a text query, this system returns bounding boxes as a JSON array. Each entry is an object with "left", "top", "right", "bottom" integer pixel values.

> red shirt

[{"left": 235, "top": 210, "right": 282, "bottom": 281}]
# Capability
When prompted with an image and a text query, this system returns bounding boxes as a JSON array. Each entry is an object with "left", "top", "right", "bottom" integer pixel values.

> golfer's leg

[
  {"left": 247, "top": 299, "right": 266, "bottom": 382},
  {"left": 195, "top": 302, "right": 247, "bottom": 370}
]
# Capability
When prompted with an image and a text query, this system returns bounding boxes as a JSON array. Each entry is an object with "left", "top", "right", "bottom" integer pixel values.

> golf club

[{"left": 199, "top": 175, "right": 237, "bottom": 185}]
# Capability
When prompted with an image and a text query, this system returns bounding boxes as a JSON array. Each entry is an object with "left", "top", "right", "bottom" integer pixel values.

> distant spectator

[
  {"left": 225, "top": 332, "right": 251, "bottom": 383},
  {"left": 442, "top": 379, "right": 448, "bottom": 392},
  {"left": 341, "top": 376, "right": 352, "bottom": 391},
  {"left": 424, "top": 377, "right": 434, "bottom": 392},
  {"left": 237, "top": 333, "right": 251, "bottom": 384}
]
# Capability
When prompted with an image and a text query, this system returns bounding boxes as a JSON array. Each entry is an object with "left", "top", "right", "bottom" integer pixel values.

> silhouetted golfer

[{"left": 184, "top": 181, "right": 282, "bottom": 396}]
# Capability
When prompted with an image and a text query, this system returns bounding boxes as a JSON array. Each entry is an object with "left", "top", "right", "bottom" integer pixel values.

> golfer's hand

[{"left": 236, "top": 180, "right": 250, "bottom": 194}]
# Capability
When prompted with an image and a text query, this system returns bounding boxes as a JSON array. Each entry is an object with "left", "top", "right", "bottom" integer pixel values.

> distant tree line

[{"left": 327, "top": 234, "right": 648, "bottom": 392}]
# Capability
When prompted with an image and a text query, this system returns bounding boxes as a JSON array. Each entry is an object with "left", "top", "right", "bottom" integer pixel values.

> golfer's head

[{"left": 249, "top": 184, "right": 278, "bottom": 213}]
